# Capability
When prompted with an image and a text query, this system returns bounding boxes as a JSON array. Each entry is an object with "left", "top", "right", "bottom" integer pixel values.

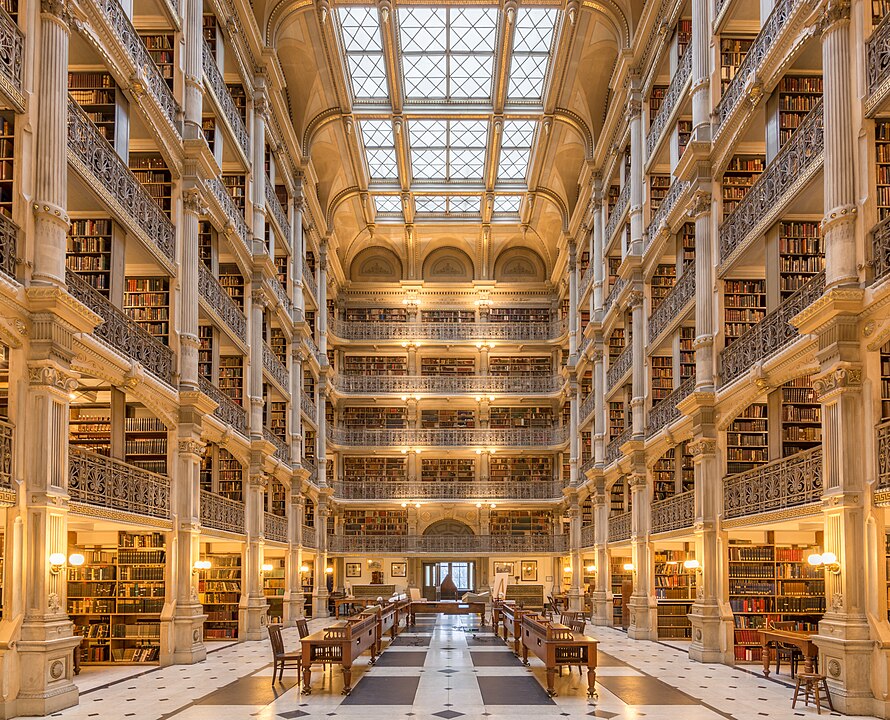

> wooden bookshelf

[
  {"left": 139, "top": 33, "right": 174, "bottom": 90},
  {"left": 882, "top": 341, "right": 890, "bottom": 421},
  {"left": 655, "top": 549, "right": 695, "bottom": 600},
  {"left": 779, "top": 221, "right": 824, "bottom": 300},
  {"left": 489, "top": 356, "right": 551, "bottom": 377},
  {"left": 877, "top": 121, "right": 890, "bottom": 221},
  {"left": 67, "top": 219, "right": 113, "bottom": 295},
  {"left": 344, "top": 307, "right": 407, "bottom": 322},
  {"left": 421, "top": 357, "right": 475, "bottom": 375},
  {"left": 680, "top": 326, "right": 695, "bottom": 381},
  {"left": 219, "top": 355, "right": 244, "bottom": 406},
  {"left": 125, "top": 408, "right": 167, "bottom": 475},
  {"left": 222, "top": 173, "right": 246, "bottom": 216},
  {"left": 202, "top": 117, "right": 216, "bottom": 153},
  {"left": 777, "top": 76, "right": 822, "bottom": 147},
  {"left": 722, "top": 155, "right": 765, "bottom": 217},
  {"left": 69, "top": 405, "right": 112, "bottom": 456},
  {"left": 343, "top": 509, "right": 408, "bottom": 536},
  {"left": 304, "top": 430, "right": 316, "bottom": 465},
  {"left": 610, "top": 476, "right": 626, "bottom": 514},
  {"left": 421, "top": 458, "right": 475, "bottom": 482},
  {"left": 652, "top": 449, "right": 676, "bottom": 501},
  {"left": 675, "top": 18, "right": 691, "bottom": 56},
  {"left": 489, "top": 406, "right": 553, "bottom": 428},
  {"left": 677, "top": 119, "right": 692, "bottom": 156},
  {"left": 269, "top": 327, "right": 287, "bottom": 364},
  {"left": 581, "top": 431, "right": 592, "bottom": 462},
  {"left": 681, "top": 222, "right": 695, "bottom": 267},
  {"left": 489, "top": 509, "right": 552, "bottom": 536},
  {"left": 218, "top": 264, "right": 244, "bottom": 310},
  {"left": 723, "top": 278, "right": 766, "bottom": 346},
  {"left": 651, "top": 356, "right": 673, "bottom": 404},
  {"left": 68, "top": 71, "right": 117, "bottom": 144},
  {"left": 607, "top": 184, "right": 619, "bottom": 216},
  {"left": 650, "top": 175, "right": 671, "bottom": 215},
  {"left": 274, "top": 255, "right": 288, "bottom": 287},
  {"left": 488, "top": 307, "right": 550, "bottom": 323},
  {"left": 489, "top": 455, "right": 552, "bottom": 482},
  {"left": 345, "top": 355, "right": 408, "bottom": 375},
  {"left": 874, "top": 0, "right": 890, "bottom": 23},
  {"left": 203, "top": 13, "right": 217, "bottom": 53},
  {"left": 124, "top": 276, "right": 170, "bottom": 344},
  {"left": 607, "top": 328, "right": 625, "bottom": 360},
  {"left": 130, "top": 154, "right": 172, "bottom": 217},
  {"left": 267, "top": 476, "right": 286, "bottom": 516},
  {"left": 341, "top": 406, "right": 407, "bottom": 428},
  {"left": 198, "top": 221, "right": 214, "bottom": 267},
  {"left": 200, "top": 553, "right": 241, "bottom": 639},
  {"left": 264, "top": 557, "right": 285, "bottom": 623},
  {"left": 0, "top": 114, "right": 12, "bottom": 219},
  {"left": 421, "top": 409, "right": 476, "bottom": 428},
  {"left": 268, "top": 400, "right": 287, "bottom": 442},
  {"left": 343, "top": 456, "right": 406, "bottom": 482},
  {"left": 607, "top": 256, "right": 620, "bottom": 290},
  {"left": 720, "top": 37, "right": 754, "bottom": 94},
  {"left": 781, "top": 376, "right": 821, "bottom": 457},
  {"left": 227, "top": 84, "right": 247, "bottom": 123},
  {"left": 681, "top": 441, "right": 694, "bottom": 492},
  {"left": 649, "top": 85, "right": 667, "bottom": 123},
  {"left": 726, "top": 402, "right": 768, "bottom": 475},
  {"left": 198, "top": 325, "right": 214, "bottom": 379},
  {"left": 609, "top": 401, "right": 625, "bottom": 441},
  {"left": 421, "top": 309, "right": 474, "bottom": 323},
  {"left": 651, "top": 264, "right": 676, "bottom": 309},
  {"left": 611, "top": 558, "right": 632, "bottom": 626}
]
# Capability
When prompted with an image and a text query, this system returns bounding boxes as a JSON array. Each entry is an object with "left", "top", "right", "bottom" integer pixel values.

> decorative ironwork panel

[
  {"left": 720, "top": 272, "right": 824, "bottom": 387},
  {"left": 608, "top": 511, "right": 631, "bottom": 542},
  {"left": 651, "top": 490, "right": 694, "bottom": 533},
  {"left": 646, "top": 180, "right": 689, "bottom": 248},
  {"left": 648, "top": 268, "right": 695, "bottom": 342},
  {"left": 605, "top": 426, "right": 631, "bottom": 466},
  {"left": 205, "top": 177, "right": 251, "bottom": 254},
  {"left": 302, "top": 457, "right": 318, "bottom": 485},
  {"left": 877, "top": 420, "right": 890, "bottom": 490},
  {"left": 328, "top": 534, "right": 568, "bottom": 554},
  {"left": 67, "top": 270, "right": 174, "bottom": 384},
  {"left": 0, "top": 7, "right": 22, "bottom": 96},
  {"left": 328, "top": 318, "right": 565, "bottom": 342},
  {"left": 332, "top": 480, "right": 561, "bottom": 500},
  {"left": 265, "top": 174, "right": 291, "bottom": 238},
  {"left": 646, "top": 376, "right": 695, "bottom": 437},
  {"left": 200, "top": 490, "right": 245, "bottom": 534},
  {"left": 580, "top": 455, "right": 596, "bottom": 476},
  {"left": 305, "top": 333, "right": 319, "bottom": 358},
  {"left": 646, "top": 48, "right": 692, "bottom": 157},
  {"left": 199, "top": 377, "right": 248, "bottom": 436},
  {"left": 301, "top": 391, "right": 317, "bottom": 420},
  {"left": 303, "top": 263, "right": 318, "bottom": 299},
  {"left": 719, "top": 102, "right": 823, "bottom": 266},
  {"left": 603, "top": 277, "right": 627, "bottom": 317},
  {"left": 607, "top": 345, "right": 633, "bottom": 391},
  {"left": 268, "top": 276, "right": 293, "bottom": 316},
  {"left": 302, "top": 524, "right": 317, "bottom": 548},
  {"left": 872, "top": 217, "right": 890, "bottom": 284},
  {"left": 867, "top": 14, "right": 890, "bottom": 107},
  {"left": 263, "top": 341, "right": 290, "bottom": 392},
  {"left": 68, "top": 99, "right": 175, "bottom": 263},
  {"left": 0, "top": 211, "right": 17, "bottom": 280},
  {"left": 326, "top": 425, "right": 569, "bottom": 448},
  {"left": 202, "top": 40, "right": 249, "bottom": 158},
  {"left": 198, "top": 263, "right": 247, "bottom": 342},
  {"left": 69, "top": 447, "right": 170, "bottom": 520},
  {"left": 263, "top": 427, "right": 290, "bottom": 463},
  {"left": 605, "top": 183, "right": 630, "bottom": 244},
  {"left": 334, "top": 374, "right": 564, "bottom": 395},
  {"left": 579, "top": 392, "right": 595, "bottom": 423},
  {"left": 579, "top": 265, "right": 594, "bottom": 299},
  {"left": 264, "top": 512, "right": 288, "bottom": 543},
  {"left": 580, "top": 524, "right": 595, "bottom": 548},
  {"left": 723, "top": 447, "right": 823, "bottom": 519},
  {"left": 0, "top": 419, "right": 12, "bottom": 489}
]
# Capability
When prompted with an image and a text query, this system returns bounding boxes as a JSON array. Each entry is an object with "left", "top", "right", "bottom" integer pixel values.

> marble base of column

[
  {"left": 568, "top": 588, "right": 584, "bottom": 613},
  {"left": 688, "top": 600, "right": 734, "bottom": 664},
  {"left": 313, "top": 589, "right": 330, "bottom": 619},
  {"left": 239, "top": 596, "right": 269, "bottom": 641},
  {"left": 16, "top": 620, "right": 81, "bottom": 716},
  {"left": 626, "top": 594, "right": 658, "bottom": 640},
  {"left": 591, "top": 592, "right": 611, "bottom": 625},
  {"left": 283, "top": 594, "right": 304, "bottom": 626},
  {"left": 813, "top": 615, "right": 874, "bottom": 715},
  {"left": 169, "top": 605, "right": 207, "bottom": 665}
]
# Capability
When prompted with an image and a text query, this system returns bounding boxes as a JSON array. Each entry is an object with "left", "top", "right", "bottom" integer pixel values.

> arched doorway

[
  {"left": 422, "top": 519, "right": 475, "bottom": 536},
  {"left": 421, "top": 520, "right": 476, "bottom": 598}
]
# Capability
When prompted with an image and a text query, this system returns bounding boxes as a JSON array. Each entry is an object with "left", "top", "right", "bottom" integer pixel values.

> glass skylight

[
  {"left": 507, "top": 8, "right": 557, "bottom": 100},
  {"left": 409, "top": 119, "right": 488, "bottom": 182},
  {"left": 415, "top": 195, "right": 481, "bottom": 214},
  {"left": 360, "top": 120, "right": 399, "bottom": 180},
  {"left": 398, "top": 7, "right": 498, "bottom": 101},
  {"left": 338, "top": 7, "right": 388, "bottom": 101},
  {"left": 374, "top": 195, "right": 403, "bottom": 214},
  {"left": 497, "top": 120, "right": 536, "bottom": 182},
  {"left": 493, "top": 195, "right": 523, "bottom": 214}
]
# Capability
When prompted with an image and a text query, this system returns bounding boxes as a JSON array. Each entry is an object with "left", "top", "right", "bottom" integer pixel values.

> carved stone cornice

[
  {"left": 687, "top": 438, "right": 717, "bottom": 457},
  {"left": 178, "top": 439, "right": 207, "bottom": 457},
  {"left": 28, "top": 365, "right": 78, "bottom": 392},
  {"left": 812, "top": 365, "right": 862, "bottom": 400},
  {"left": 818, "top": 0, "right": 851, "bottom": 33}
]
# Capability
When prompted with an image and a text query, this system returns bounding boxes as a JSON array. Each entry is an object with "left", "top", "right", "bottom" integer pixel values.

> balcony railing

[
  {"left": 725, "top": 448, "right": 823, "bottom": 522},
  {"left": 580, "top": 455, "right": 596, "bottom": 477},
  {"left": 580, "top": 524, "right": 595, "bottom": 548},
  {"left": 265, "top": 512, "right": 288, "bottom": 543},
  {"left": 646, "top": 48, "right": 692, "bottom": 158},
  {"left": 608, "top": 511, "right": 631, "bottom": 542},
  {"left": 202, "top": 40, "right": 249, "bottom": 159},
  {"left": 877, "top": 420, "right": 890, "bottom": 490},
  {"left": 605, "top": 183, "right": 630, "bottom": 245},
  {"left": 263, "top": 341, "right": 289, "bottom": 392},
  {"left": 268, "top": 276, "right": 293, "bottom": 317},
  {"left": 328, "top": 318, "right": 566, "bottom": 342},
  {"left": 302, "top": 524, "right": 317, "bottom": 548},
  {"left": 603, "top": 277, "right": 627, "bottom": 316},
  {"left": 607, "top": 345, "right": 633, "bottom": 391},
  {"left": 579, "top": 392, "right": 595, "bottom": 424},
  {"left": 69, "top": 447, "right": 170, "bottom": 520},
  {"left": 303, "top": 263, "right": 318, "bottom": 299},
  {"left": 305, "top": 333, "right": 319, "bottom": 358},
  {"left": 327, "top": 425, "right": 570, "bottom": 448},
  {"left": 719, "top": 101, "right": 824, "bottom": 268},
  {"left": 720, "top": 272, "right": 824, "bottom": 388},
  {"left": 651, "top": 490, "right": 694, "bottom": 534},
  {"left": 580, "top": 265, "right": 594, "bottom": 300},
  {"left": 198, "top": 263, "right": 247, "bottom": 342},
  {"left": 302, "top": 457, "right": 317, "bottom": 483},
  {"left": 333, "top": 480, "right": 562, "bottom": 500},
  {"left": 646, "top": 179, "right": 689, "bottom": 249},
  {"left": 871, "top": 216, "right": 890, "bottom": 284},
  {"left": 715, "top": 0, "right": 799, "bottom": 132},
  {"left": 646, "top": 376, "right": 695, "bottom": 437},
  {"left": 201, "top": 490, "right": 245, "bottom": 534},
  {"left": 867, "top": 13, "right": 890, "bottom": 111},
  {"left": 333, "top": 374, "right": 564, "bottom": 395},
  {"left": 263, "top": 427, "right": 290, "bottom": 464},
  {"left": 68, "top": 98, "right": 175, "bottom": 265},
  {"left": 648, "top": 268, "right": 695, "bottom": 342},
  {"left": 67, "top": 270, "right": 174, "bottom": 385},
  {"left": 205, "top": 177, "right": 251, "bottom": 255},
  {"left": 301, "top": 391, "right": 317, "bottom": 420},
  {"left": 0, "top": 211, "right": 17, "bottom": 281},
  {"left": 0, "top": 418, "right": 11, "bottom": 490},
  {"left": 199, "top": 377, "right": 248, "bottom": 437},
  {"left": 605, "top": 426, "right": 631, "bottom": 466},
  {"left": 97, "top": 0, "right": 180, "bottom": 134},
  {"left": 328, "top": 534, "right": 568, "bottom": 554},
  {"left": 265, "top": 176, "right": 291, "bottom": 239},
  {"left": 0, "top": 7, "right": 22, "bottom": 102}
]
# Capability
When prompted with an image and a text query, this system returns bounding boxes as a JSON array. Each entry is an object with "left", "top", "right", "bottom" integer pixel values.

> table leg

[
  {"left": 762, "top": 641, "right": 771, "bottom": 677},
  {"left": 545, "top": 668, "right": 557, "bottom": 697},
  {"left": 522, "top": 643, "right": 529, "bottom": 667},
  {"left": 803, "top": 648, "right": 815, "bottom": 675},
  {"left": 302, "top": 667, "right": 312, "bottom": 695},
  {"left": 342, "top": 665, "right": 352, "bottom": 695},
  {"left": 587, "top": 666, "right": 597, "bottom": 700}
]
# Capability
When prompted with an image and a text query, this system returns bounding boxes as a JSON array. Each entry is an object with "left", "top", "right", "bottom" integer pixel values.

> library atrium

[{"left": 0, "top": 0, "right": 888, "bottom": 715}]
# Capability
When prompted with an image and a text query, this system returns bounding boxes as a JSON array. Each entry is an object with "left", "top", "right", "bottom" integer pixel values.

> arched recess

[
  {"left": 423, "top": 519, "right": 475, "bottom": 536},
  {"left": 422, "top": 247, "right": 475, "bottom": 283},
  {"left": 350, "top": 245, "right": 403, "bottom": 282},
  {"left": 493, "top": 247, "right": 547, "bottom": 283}
]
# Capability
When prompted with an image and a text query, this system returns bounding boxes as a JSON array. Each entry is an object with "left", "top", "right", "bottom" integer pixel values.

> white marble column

[
  {"left": 313, "top": 496, "right": 331, "bottom": 617},
  {"left": 627, "top": 89, "right": 644, "bottom": 257},
  {"left": 283, "top": 493, "right": 305, "bottom": 624},
  {"left": 240, "top": 472, "right": 269, "bottom": 639},
  {"left": 568, "top": 239, "right": 578, "bottom": 358},
  {"left": 567, "top": 492, "right": 583, "bottom": 612},
  {"left": 249, "top": 290, "right": 266, "bottom": 438},
  {"left": 179, "top": 190, "right": 203, "bottom": 390},
  {"left": 590, "top": 483, "right": 611, "bottom": 625},
  {"left": 627, "top": 472, "right": 657, "bottom": 640},
  {"left": 252, "top": 89, "right": 267, "bottom": 256},
  {"left": 318, "top": 239, "right": 329, "bottom": 357},
  {"left": 629, "top": 290, "right": 645, "bottom": 435},
  {"left": 292, "top": 195, "right": 305, "bottom": 321}
]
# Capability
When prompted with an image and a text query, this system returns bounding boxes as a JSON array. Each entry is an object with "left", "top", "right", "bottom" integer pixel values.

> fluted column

[
  {"left": 180, "top": 190, "right": 204, "bottom": 390},
  {"left": 590, "top": 483, "right": 611, "bottom": 624},
  {"left": 249, "top": 290, "right": 266, "bottom": 438},
  {"left": 629, "top": 290, "right": 645, "bottom": 435},
  {"left": 313, "top": 497, "right": 331, "bottom": 617},
  {"left": 567, "top": 492, "right": 583, "bottom": 612},
  {"left": 292, "top": 196, "right": 306, "bottom": 316},
  {"left": 252, "top": 88, "right": 267, "bottom": 255},
  {"left": 291, "top": 347, "right": 303, "bottom": 465},
  {"left": 241, "top": 472, "right": 269, "bottom": 640},
  {"left": 690, "top": 0, "right": 710, "bottom": 142},
  {"left": 592, "top": 199, "right": 604, "bottom": 317},
  {"left": 627, "top": 472, "right": 657, "bottom": 640},
  {"left": 628, "top": 88, "right": 644, "bottom": 256},
  {"left": 568, "top": 239, "right": 578, "bottom": 358},
  {"left": 569, "top": 381, "right": 580, "bottom": 486},
  {"left": 692, "top": 192, "right": 714, "bottom": 390},
  {"left": 316, "top": 375, "right": 328, "bottom": 487},
  {"left": 182, "top": 0, "right": 203, "bottom": 138},
  {"left": 592, "top": 346, "right": 605, "bottom": 464},
  {"left": 33, "top": 0, "right": 72, "bottom": 286},
  {"left": 283, "top": 493, "right": 305, "bottom": 624},
  {"left": 318, "top": 238, "right": 329, "bottom": 357}
]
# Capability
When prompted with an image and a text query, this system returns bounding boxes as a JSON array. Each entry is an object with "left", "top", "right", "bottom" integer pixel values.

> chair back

[
  {"left": 267, "top": 624, "right": 285, "bottom": 658},
  {"left": 568, "top": 619, "right": 586, "bottom": 634},
  {"left": 296, "top": 618, "right": 310, "bottom": 638}
]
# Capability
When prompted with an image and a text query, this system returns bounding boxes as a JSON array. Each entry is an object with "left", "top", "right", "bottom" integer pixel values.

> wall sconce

[
  {"left": 585, "top": 564, "right": 597, "bottom": 574},
  {"left": 325, "top": 566, "right": 334, "bottom": 574},
  {"left": 401, "top": 501, "right": 422, "bottom": 509},
  {"left": 300, "top": 564, "right": 310, "bottom": 574},
  {"left": 192, "top": 559, "right": 212, "bottom": 575},
  {"left": 808, "top": 552, "right": 841, "bottom": 574},
  {"left": 475, "top": 341, "right": 494, "bottom": 350},
  {"left": 622, "top": 563, "right": 635, "bottom": 572},
  {"left": 261, "top": 563, "right": 274, "bottom": 573},
  {"left": 563, "top": 565, "right": 572, "bottom": 574},
  {"left": 50, "top": 552, "right": 85, "bottom": 575},
  {"left": 475, "top": 502, "right": 496, "bottom": 509},
  {"left": 402, "top": 295, "right": 420, "bottom": 309},
  {"left": 683, "top": 559, "right": 702, "bottom": 573}
]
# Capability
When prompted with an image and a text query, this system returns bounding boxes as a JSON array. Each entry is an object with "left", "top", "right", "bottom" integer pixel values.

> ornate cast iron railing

[
  {"left": 0, "top": 7, "right": 22, "bottom": 100},
  {"left": 69, "top": 447, "right": 170, "bottom": 520},
  {"left": 0, "top": 211, "right": 17, "bottom": 280},
  {"left": 715, "top": 0, "right": 799, "bottom": 132},
  {"left": 605, "top": 182, "right": 630, "bottom": 245},
  {"left": 580, "top": 265, "right": 594, "bottom": 300},
  {"left": 301, "top": 391, "right": 317, "bottom": 420},
  {"left": 646, "top": 48, "right": 692, "bottom": 157},
  {"left": 327, "top": 425, "right": 570, "bottom": 448},
  {"left": 268, "top": 276, "right": 293, "bottom": 316},
  {"left": 651, "top": 490, "right": 695, "bottom": 533},
  {"left": 871, "top": 216, "right": 890, "bottom": 284},
  {"left": 328, "top": 318, "right": 566, "bottom": 342},
  {"left": 607, "top": 345, "right": 633, "bottom": 391},
  {"left": 67, "top": 270, "right": 174, "bottom": 384},
  {"left": 199, "top": 377, "right": 248, "bottom": 436},
  {"left": 302, "top": 457, "right": 317, "bottom": 483},
  {"left": 201, "top": 490, "right": 245, "bottom": 534},
  {"left": 579, "top": 392, "right": 595, "bottom": 423},
  {"left": 608, "top": 511, "right": 631, "bottom": 542},
  {"left": 98, "top": 0, "right": 180, "bottom": 133},
  {"left": 264, "top": 512, "right": 288, "bottom": 543},
  {"left": 724, "top": 447, "right": 823, "bottom": 519},
  {"left": 263, "top": 341, "right": 289, "bottom": 392},
  {"left": 867, "top": 13, "right": 890, "bottom": 109},
  {"left": 198, "top": 263, "right": 246, "bottom": 342},
  {"left": 303, "top": 263, "right": 318, "bottom": 299},
  {"left": 0, "top": 419, "right": 10, "bottom": 490},
  {"left": 720, "top": 272, "right": 825, "bottom": 387},
  {"left": 719, "top": 101, "right": 823, "bottom": 266},
  {"left": 263, "top": 427, "right": 290, "bottom": 464},
  {"left": 333, "top": 374, "right": 564, "bottom": 395},
  {"left": 328, "top": 534, "right": 568, "bottom": 554},
  {"left": 68, "top": 98, "right": 175, "bottom": 264},
  {"left": 205, "top": 177, "right": 251, "bottom": 254},
  {"left": 302, "top": 524, "right": 317, "bottom": 548},
  {"left": 333, "top": 480, "right": 562, "bottom": 501},
  {"left": 305, "top": 333, "right": 319, "bottom": 358},
  {"left": 603, "top": 276, "right": 627, "bottom": 316},
  {"left": 580, "top": 524, "right": 595, "bottom": 548},
  {"left": 202, "top": 40, "right": 249, "bottom": 158},
  {"left": 646, "top": 179, "right": 689, "bottom": 248},
  {"left": 648, "top": 268, "right": 694, "bottom": 342},
  {"left": 605, "top": 426, "right": 631, "bottom": 466},
  {"left": 580, "top": 455, "right": 596, "bottom": 477},
  {"left": 265, "top": 175, "right": 291, "bottom": 239},
  {"left": 877, "top": 420, "right": 890, "bottom": 490},
  {"left": 646, "top": 376, "right": 695, "bottom": 437}
]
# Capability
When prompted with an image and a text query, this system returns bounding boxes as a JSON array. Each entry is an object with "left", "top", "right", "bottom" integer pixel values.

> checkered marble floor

[{"left": 44, "top": 616, "right": 880, "bottom": 720}]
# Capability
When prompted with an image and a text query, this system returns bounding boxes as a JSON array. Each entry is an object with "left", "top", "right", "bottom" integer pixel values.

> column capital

[
  {"left": 689, "top": 190, "right": 711, "bottom": 219},
  {"left": 28, "top": 364, "right": 77, "bottom": 393},
  {"left": 183, "top": 187, "right": 209, "bottom": 216},
  {"left": 178, "top": 438, "right": 207, "bottom": 458},
  {"left": 818, "top": 0, "right": 851, "bottom": 33},
  {"left": 812, "top": 364, "right": 863, "bottom": 401},
  {"left": 687, "top": 437, "right": 717, "bottom": 457},
  {"left": 40, "top": 0, "right": 71, "bottom": 22}
]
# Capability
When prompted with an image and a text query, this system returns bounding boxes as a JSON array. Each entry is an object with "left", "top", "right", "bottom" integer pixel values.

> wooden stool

[{"left": 792, "top": 673, "right": 834, "bottom": 714}]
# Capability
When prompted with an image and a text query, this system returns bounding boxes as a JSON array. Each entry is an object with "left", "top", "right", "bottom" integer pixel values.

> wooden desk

[
  {"left": 759, "top": 628, "right": 818, "bottom": 677},
  {"left": 301, "top": 610, "right": 380, "bottom": 695},
  {"left": 408, "top": 600, "right": 486, "bottom": 626},
  {"left": 499, "top": 602, "right": 530, "bottom": 655},
  {"left": 520, "top": 614, "right": 598, "bottom": 698},
  {"left": 334, "top": 595, "right": 384, "bottom": 618}
]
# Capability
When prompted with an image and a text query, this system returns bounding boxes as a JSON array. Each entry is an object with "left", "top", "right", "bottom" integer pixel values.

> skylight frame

[
  {"left": 359, "top": 119, "right": 400, "bottom": 182},
  {"left": 414, "top": 194, "right": 483, "bottom": 216},
  {"left": 408, "top": 118, "right": 489, "bottom": 185},
  {"left": 506, "top": 7, "right": 559, "bottom": 103},
  {"left": 337, "top": 6, "right": 390, "bottom": 103}
]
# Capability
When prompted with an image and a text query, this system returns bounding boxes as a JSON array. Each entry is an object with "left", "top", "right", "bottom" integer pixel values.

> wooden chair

[
  {"left": 558, "top": 618, "right": 588, "bottom": 676},
  {"left": 770, "top": 620, "right": 804, "bottom": 677},
  {"left": 792, "top": 673, "right": 834, "bottom": 714},
  {"left": 267, "top": 624, "right": 302, "bottom": 686},
  {"left": 296, "top": 618, "right": 309, "bottom": 638}
]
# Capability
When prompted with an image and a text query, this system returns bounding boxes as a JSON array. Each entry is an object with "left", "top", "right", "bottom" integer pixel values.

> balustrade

[
  {"left": 648, "top": 269, "right": 695, "bottom": 342},
  {"left": 199, "top": 377, "right": 248, "bottom": 436},
  {"left": 0, "top": 6, "right": 22, "bottom": 102},
  {"left": 877, "top": 420, "right": 890, "bottom": 490},
  {"left": 302, "top": 457, "right": 318, "bottom": 484},
  {"left": 263, "top": 341, "right": 289, "bottom": 392},
  {"left": 301, "top": 391, "right": 317, "bottom": 420},
  {"left": 579, "top": 392, "right": 595, "bottom": 423},
  {"left": 303, "top": 263, "right": 318, "bottom": 299},
  {"left": 202, "top": 40, "right": 250, "bottom": 158},
  {"left": 720, "top": 272, "right": 824, "bottom": 387},
  {"left": 605, "top": 426, "right": 631, "bottom": 466},
  {"left": 201, "top": 490, "right": 245, "bottom": 534},
  {"left": 0, "top": 211, "right": 17, "bottom": 280},
  {"left": 579, "top": 266, "right": 594, "bottom": 300},
  {"left": 302, "top": 524, "right": 317, "bottom": 548},
  {"left": 69, "top": 447, "right": 170, "bottom": 520},
  {"left": 580, "top": 455, "right": 596, "bottom": 477},
  {"left": 333, "top": 374, "right": 564, "bottom": 395},
  {"left": 67, "top": 270, "right": 174, "bottom": 384},
  {"left": 651, "top": 490, "right": 694, "bottom": 534},
  {"left": 608, "top": 511, "right": 631, "bottom": 542},
  {"left": 646, "top": 180, "right": 689, "bottom": 249},
  {"left": 869, "top": 14, "right": 890, "bottom": 112},
  {"left": 332, "top": 480, "right": 562, "bottom": 500},
  {"left": 305, "top": 333, "right": 319, "bottom": 358},
  {"left": 265, "top": 175, "right": 291, "bottom": 238},
  {"left": 603, "top": 277, "right": 627, "bottom": 316},
  {"left": 607, "top": 345, "right": 633, "bottom": 391},
  {"left": 328, "top": 534, "right": 568, "bottom": 554},
  {"left": 328, "top": 318, "right": 566, "bottom": 342},
  {"left": 198, "top": 263, "right": 247, "bottom": 342},
  {"left": 268, "top": 276, "right": 293, "bottom": 316},
  {"left": 872, "top": 217, "right": 890, "bottom": 284},
  {"left": 723, "top": 447, "right": 823, "bottom": 519},
  {"left": 0, "top": 419, "right": 10, "bottom": 490},
  {"left": 646, "top": 376, "right": 695, "bottom": 437},
  {"left": 327, "top": 425, "right": 569, "bottom": 448},
  {"left": 68, "top": 98, "right": 175, "bottom": 265},
  {"left": 205, "top": 177, "right": 251, "bottom": 255},
  {"left": 264, "top": 512, "right": 288, "bottom": 543},
  {"left": 604, "top": 183, "right": 630, "bottom": 245},
  {"left": 646, "top": 48, "right": 692, "bottom": 158},
  {"left": 580, "top": 524, "right": 595, "bottom": 548},
  {"left": 263, "top": 427, "right": 290, "bottom": 463}
]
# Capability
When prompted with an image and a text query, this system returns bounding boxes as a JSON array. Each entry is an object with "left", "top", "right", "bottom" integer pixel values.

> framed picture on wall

[
  {"left": 493, "top": 561, "right": 514, "bottom": 576},
  {"left": 391, "top": 562, "right": 407, "bottom": 577},
  {"left": 346, "top": 562, "right": 362, "bottom": 578},
  {"left": 521, "top": 560, "right": 537, "bottom": 582}
]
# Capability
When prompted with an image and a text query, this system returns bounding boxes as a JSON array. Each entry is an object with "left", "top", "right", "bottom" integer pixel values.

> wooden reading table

[
  {"left": 300, "top": 608, "right": 380, "bottom": 695},
  {"left": 520, "top": 614, "right": 598, "bottom": 698},
  {"left": 408, "top": 599, "right": 487, "bottom": 626},
  {"left": 759, "top": 628, "right": 819, "bottom": 676},
  {"left": 498, "top": 602, "right": 530, "bottom": 655}
]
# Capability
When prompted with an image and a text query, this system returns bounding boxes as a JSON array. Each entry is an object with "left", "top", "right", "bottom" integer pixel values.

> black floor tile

[
  {"left": 596, "top": 651, "right": 630, "bottom": 667},
  {"left": 595, "top": 675, "right": 699, "bottom": 705},
  {"left": 372, "top": 651, "right": 428, "bottom": 667},
  {"left": 466, "top": 635, "right": 506, "bottom": 647},
  {"left": 341, "top": 676, "right": 420, "bottom": 705},
  {"left": 476, "top": 676, "right": 556, "bottom": 705},
  {"left": 470, "top": 651, "right": 524, "bottom": 667},
  {"left": 390, "top": 635, "right": 432, "bottom": 647},
  {"left": 196, "top": 675, "right": 296, "bottom": 705}
]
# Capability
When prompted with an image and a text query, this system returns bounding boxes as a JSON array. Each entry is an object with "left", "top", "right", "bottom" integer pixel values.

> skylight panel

[
  {"left": 414, "top": 195, "right": 481, "bottom": 214},
  {"left": 494, "top": 195, "right": 523, "bottom": 214},
  {"left": 449, "top": 195, "right": 480, "bottom": 213},
  {"left": 338, "top": 7, "right": 388, "bottom": 101},
  {"left": 374, "top": 195, "right": 403, "bottom": 214},
  {"left": 360, "top": 120, "right": 399, "bottom": 180},
  {"left": 497, "top": 120, "right": 536, "bottom": 182},
  {"left": 507, "top": 7, "right": 557, "bottom": 100},
  {"left": 415, "top": 196, "right": 448, "bottom": 213},
  {"left": 408, "top": 119, "right": 488, "bottom": 183}
]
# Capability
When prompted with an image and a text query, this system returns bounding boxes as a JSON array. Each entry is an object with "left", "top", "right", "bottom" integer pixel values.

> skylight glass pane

[
  {"left": 449, "top": 195, "right": 479, "bottom": 213},
  {"left": 337, "top": 7, "right": 388, "bottom": 101},
  {"left": 507, "top": 7, "right": 557, "bottom": 100},
  {"left": 374, "top": 195, "right": 403, "bottom": 213},
  {"left": 399, "top": 7, "right": 447, "bottom": 52},
  {"left": 508, "top": 55, "right": 549, "bottom": 99},
  {"left": 497, "top": 120, "right": 536, "bottom": 182},
  {"left": 450, "top": 8, "right": 497, "bottom": 52},
  {"left": 408, "top": 119, "right": 487, "bottom": 183},
  {"left": 403, "top": 55, "right": 446, "bottom": 97},
  {"left": 415, "top": 196, "right": 448, "bottom": 213},
  {"left": 513, "top": 8, "right": 557, "bottom": 52},
  {"left": 494, "top": 195, "right": 523, "bottom": 213},
  {"left": 360, "top": 120, "right": 398, "bottom": 180},
  {"left": 340, "top": 6, "right": 383, "bottom": 52}
]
